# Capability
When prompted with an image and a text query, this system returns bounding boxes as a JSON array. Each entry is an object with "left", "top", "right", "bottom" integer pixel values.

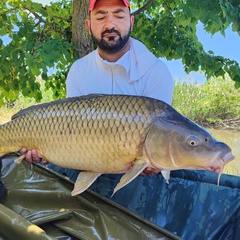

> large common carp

[{"left": 0, "top": 95, "right": 235, "bottom": 196}]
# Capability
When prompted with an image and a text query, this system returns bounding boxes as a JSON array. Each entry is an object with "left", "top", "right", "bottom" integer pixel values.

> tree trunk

[{"left": 72, "top": 0, "right": 93, "bottom": 58}]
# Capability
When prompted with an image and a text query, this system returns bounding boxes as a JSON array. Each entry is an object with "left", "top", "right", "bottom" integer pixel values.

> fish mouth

[
  {"left": 221, "top": 152, "right": 235, "bottom": 162},
  {"left": 207, "top": 153, "right": 235, "bottom": 185},
  {"left": 206, "top": 164, "right": 224, "bottom": 185}
]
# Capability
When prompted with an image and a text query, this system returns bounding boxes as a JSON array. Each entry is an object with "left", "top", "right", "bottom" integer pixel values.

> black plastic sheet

[
  {"left": 101, "top": 170, "right": 240, "bottom": 240},
  {"left": 86, "top": 168, "right": 240, "bottom": 239},
  {"left": 1, "top": 153, "right": 240, "bottom": 240},
  {"left": 0, "top": 154, "right": 181, "bottom": 240}
]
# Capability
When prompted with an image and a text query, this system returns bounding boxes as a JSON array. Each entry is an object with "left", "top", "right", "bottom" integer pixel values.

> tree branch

[
  {"left": 24, "top": 8, "right": 47, "bottom": 24},
  {"left": 23, "top": 7, "right": 69, "bottom": 23},
  {"left": 132, "top": 0, "right": 155, "bottom": 16}
]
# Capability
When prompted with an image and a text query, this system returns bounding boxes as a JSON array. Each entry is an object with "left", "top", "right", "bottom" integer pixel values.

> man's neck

[{"left": 97, "top": 40, "right": 131, "bottom": 62}]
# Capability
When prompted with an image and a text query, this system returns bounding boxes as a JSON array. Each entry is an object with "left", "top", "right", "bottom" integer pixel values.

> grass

[
  {"left": 0, "top": 76, "right": 239, "bottom": 126},
  {"left": 172, "top": 76, "right": 240, "bottom": 127},
  {"left": 0, "top": 87, "right": 54, "bottom": 124}
]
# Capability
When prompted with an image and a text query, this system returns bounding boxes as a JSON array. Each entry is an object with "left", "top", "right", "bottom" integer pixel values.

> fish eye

[
  {"left": 187, "top": 136, "right": 199, "bottom": 146},
  {"left": 189, "top": 140, "right": 198, "bottom": 146}
]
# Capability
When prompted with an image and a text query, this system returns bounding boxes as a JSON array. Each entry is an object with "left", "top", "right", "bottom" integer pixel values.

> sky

[
  {"left": 21, "top": 0, "right": 240, "bottom": 83},
  {"left": 163, "top": 24, "right": 240, "bottom": 84}
]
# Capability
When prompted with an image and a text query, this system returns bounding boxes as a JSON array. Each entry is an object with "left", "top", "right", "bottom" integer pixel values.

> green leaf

[
  {"left": 30, "top": 66, "right": 41, "bottom": 76},
  {"left": 208, "top": 50, "right": 214, "bottom": 54},
  {"left": 178, "top": 14, "right": 192, "bottom": 27},
  {"left": 234, "top": 81, "right": 240, "bottom": 89}
]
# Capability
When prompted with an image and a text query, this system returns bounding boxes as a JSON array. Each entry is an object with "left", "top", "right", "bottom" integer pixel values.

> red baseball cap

[{"left": 89, "top": 0, "right": 130, "bottom": 11}]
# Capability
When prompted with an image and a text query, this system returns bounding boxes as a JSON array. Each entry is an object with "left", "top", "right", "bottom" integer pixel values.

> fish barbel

[{"left": 0, "top": 95, "right": 235, "bottom": 196}]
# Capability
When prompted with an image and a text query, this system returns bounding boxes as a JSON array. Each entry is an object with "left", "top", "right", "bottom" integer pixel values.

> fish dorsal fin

[
  {"left": 71, "top": 172, "right": 101, "bottom": 196},
  {"left": 112, "top": 160, "right": 148, "bottom": 196},
  {"left": 11, "top": 95, "right": 105, "bottom": 120},
  {"left": 11, "top": 98, "right": 75, "bottom": 120}
]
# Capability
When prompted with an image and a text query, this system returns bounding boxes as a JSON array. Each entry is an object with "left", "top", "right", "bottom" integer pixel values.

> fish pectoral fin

[
  {"left": 71, "top": 172, "right": 101, "bottom": 196},
  {"left": 14, "top": 154, "right": 26, "bottom": 164},
  {"left": 161, "top": 170, "right": 170, "bottom": 184},
  {"left": 112, "top": 160, "right": 148, "bottom": 197}
]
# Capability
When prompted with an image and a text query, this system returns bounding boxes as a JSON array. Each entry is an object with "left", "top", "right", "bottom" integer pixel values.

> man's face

[{"left": 86, "top": 0, "right": 134, "bottom": 54}]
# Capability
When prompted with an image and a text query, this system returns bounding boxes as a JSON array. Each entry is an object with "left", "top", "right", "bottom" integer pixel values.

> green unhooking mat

[{"left": 0, "top": 154, "right": 181, "bottom": 240}]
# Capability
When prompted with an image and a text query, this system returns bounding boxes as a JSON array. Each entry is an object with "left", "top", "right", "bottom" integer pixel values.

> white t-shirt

[{"left": 66, "top": 37, "right": 174, "bottom": 105}]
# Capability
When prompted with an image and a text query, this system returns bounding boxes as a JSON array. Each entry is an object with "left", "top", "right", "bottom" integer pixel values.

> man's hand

[{"left": 19, "top": 148, "right": 48, "bottom": 164}]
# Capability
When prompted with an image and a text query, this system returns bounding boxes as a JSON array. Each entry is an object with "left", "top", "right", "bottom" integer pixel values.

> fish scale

[
  {"left": 0, "top": 94, "right": 235, "bottom": 196},
  {"left": 8, "top": 95, "right": 154, "bottom": 170}
]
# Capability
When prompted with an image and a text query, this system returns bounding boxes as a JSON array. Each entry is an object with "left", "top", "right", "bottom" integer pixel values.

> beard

[{"left": 90, "top": 27, "right": 131, "bottom": 54}]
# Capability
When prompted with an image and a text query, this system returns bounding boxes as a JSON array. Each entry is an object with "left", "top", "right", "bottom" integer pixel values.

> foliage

[
  {"left": 131, "top": 0, "right": 240, "bottom": 87},
  {"left": 0, "top": 77, "right": 54, "bottom": 123},
  {"left": 172, "top": 76, "right": 240, "bottom": 125},
  {"left": 0, "top": 0, "right": 72, "bottom": 103},
  {"left": 0, "top": 0, "right": 239, "bottom": 103}
]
